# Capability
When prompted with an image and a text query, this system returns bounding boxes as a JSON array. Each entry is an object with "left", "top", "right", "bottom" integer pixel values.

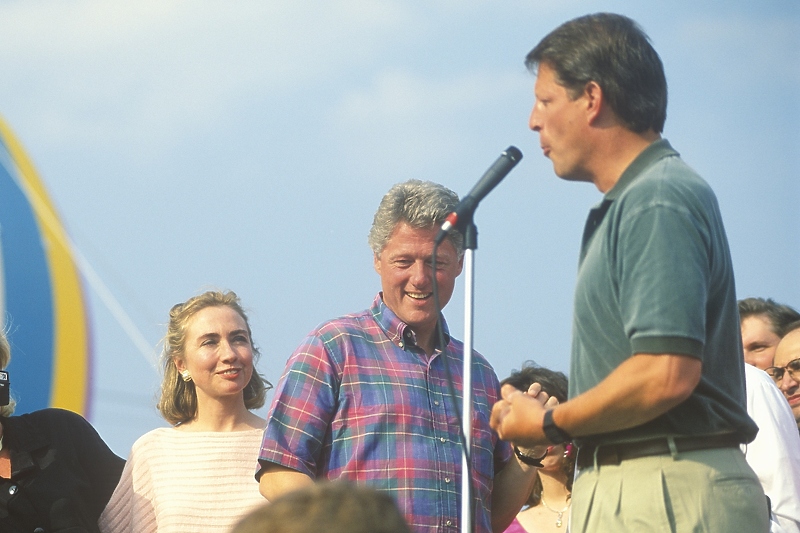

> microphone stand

[
  {"left": 460, "top": 221, "right": 477, "bottom": 533},
  {"left": 435, "top": 145, "right": 521, "bottom": 533}
]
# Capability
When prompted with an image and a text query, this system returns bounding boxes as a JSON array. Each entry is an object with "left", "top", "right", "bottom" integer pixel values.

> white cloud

[
  {"left": 328, "top": 67, "right": 530, "bottom": 173},
  {"left": 669, "top": 13, "right": 799, "bottom": 84},
  {"left": 0, "top": 0, "right": 418, "bottom": 150},
  {"left": 335, "top": 69, "right": 521, "bottom": 120}
]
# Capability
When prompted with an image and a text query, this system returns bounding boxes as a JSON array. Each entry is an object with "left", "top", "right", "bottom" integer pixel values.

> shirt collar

[
  {"left": 604, "top": 138, "right": 678, "bottom": 201},
  {"left": 370, "top": 293, "right": 451, "bottom": 351},
  {"left": 2, "top": 415, "right": 50, "bottom": 478}
]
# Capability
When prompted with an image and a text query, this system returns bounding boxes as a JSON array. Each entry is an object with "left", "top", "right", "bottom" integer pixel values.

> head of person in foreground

[{"left": 231, "top": 481, "right": 411, "bottom": 533}]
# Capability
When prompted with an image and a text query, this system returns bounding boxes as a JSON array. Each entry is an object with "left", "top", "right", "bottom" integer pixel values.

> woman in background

[
  {"left": 100, "top": 290, "right": 271, "bottom": 533},
  {"left": 0, "top": 330, "right": 124, "bottom": 533},
  {"left": 502, "top": 363, "right": 575, "bottom": 533}
]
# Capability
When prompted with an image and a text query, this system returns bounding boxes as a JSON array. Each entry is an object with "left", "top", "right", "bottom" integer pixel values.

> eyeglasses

[{"left": 765, "top": 358, "right": 800, "bottom": 384}]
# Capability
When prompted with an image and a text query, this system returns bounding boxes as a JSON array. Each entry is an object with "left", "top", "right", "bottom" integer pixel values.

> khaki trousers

[{"left": 570, "top": 445, "right": 769, "bottom": 532}]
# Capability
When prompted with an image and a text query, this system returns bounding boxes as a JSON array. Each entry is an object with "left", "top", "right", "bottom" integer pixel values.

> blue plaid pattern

[{"left": 258, "top": 294, "right": 511, "bottom": 533}]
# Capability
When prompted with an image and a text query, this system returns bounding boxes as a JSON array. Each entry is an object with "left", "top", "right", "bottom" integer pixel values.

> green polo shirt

[{"left": 570, "top": 139, "right": 757, "bottom": 446}]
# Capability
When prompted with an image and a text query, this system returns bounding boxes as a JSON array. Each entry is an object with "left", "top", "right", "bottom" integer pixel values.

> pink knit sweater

[{"left": 99, "top": 427, "right": 265, "bottom": 532}]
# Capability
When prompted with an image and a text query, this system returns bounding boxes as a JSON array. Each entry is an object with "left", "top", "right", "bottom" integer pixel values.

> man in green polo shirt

[{"left": 490, "top": 13, "right": 769, "bottom": 532}]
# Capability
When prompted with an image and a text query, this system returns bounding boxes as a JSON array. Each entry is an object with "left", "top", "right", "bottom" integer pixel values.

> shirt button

[
  {"left": 445, "top": 477, "right": 451, "bottom": 483},
  {"left": 434, "top": 401, "right": 440, "bottom": 406},
  {"left": 399, "top": 342, "right": 404, "bottom": 348},
  {"left": 7, "top": 484, "right": 17, "bottom": 495},
  {"left": 440, "top": 437, "right": 446, "bottom": 443},
  {"left": 446, "top": 520, "right": 453, "bottom": 526}
]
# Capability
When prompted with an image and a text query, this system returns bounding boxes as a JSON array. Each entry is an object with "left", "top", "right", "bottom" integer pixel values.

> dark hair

[
  {"left": 525, "top": 13, "right": 667, "bottom": 133},
  {"left": 738, "top": 297, "right": 800, "bottom": 337},
  {"left": 501, "top": 362, "right": 574, "bottom": 505},
  {"left": 502, "top": 364, "right": 568, "bottom": 403},
  {"left": 231, "top": 481, "right": 411, "bottom": 533},
  {"left": 781, "top": 320, "right": 800, "bottom": 338}
]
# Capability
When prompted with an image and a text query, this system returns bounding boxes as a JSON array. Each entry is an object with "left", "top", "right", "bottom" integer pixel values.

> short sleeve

[
  {"left": 257, "top": 333, "right": 339, "bottom": 479},
  {"left": 617, "top": 199, "right": 709, "bottom": 357}
]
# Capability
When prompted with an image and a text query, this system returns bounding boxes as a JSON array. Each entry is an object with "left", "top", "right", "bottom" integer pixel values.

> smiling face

[
  {"left": 529, "top": 63, "right": 592, "bottom": 182},
  {"left": 741, "top": 314, "right": 782, "bottom": 370},
  {"left": 374, "top": 222, "right": 462, "bottom": 349},
  {"left": 175, "top": 305, "right": 254, "bottom": 406}
]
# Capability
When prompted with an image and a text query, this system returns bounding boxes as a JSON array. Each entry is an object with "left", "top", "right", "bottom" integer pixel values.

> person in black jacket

[{"left": 0, "top": 331, "right": 124, "bottom": 533}]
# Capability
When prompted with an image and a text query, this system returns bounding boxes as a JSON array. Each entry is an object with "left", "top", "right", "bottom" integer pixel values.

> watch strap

[
  {"left": 543, "top": 409, "right": 571, "bottom": 444},
  {"left": 513, "top": 445, "right": 547, "bottom": 467}
]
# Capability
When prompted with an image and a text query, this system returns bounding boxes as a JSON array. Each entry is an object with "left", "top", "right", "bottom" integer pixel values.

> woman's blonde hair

[
  {"left": 156, "top": 290, "right": 271, "bottom": 425},
  {"left": 0, "top": 331, "right": 17, "bottom": 417}
]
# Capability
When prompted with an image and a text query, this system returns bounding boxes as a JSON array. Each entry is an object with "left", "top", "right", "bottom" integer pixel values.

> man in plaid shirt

[{"left": 257, "top": 180, "right": 543, "bottom": 533}]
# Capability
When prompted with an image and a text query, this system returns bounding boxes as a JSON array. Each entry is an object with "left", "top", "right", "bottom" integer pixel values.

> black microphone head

[
  {"left": 504, "top": 146, "right": 523, "bottom": 162},
  {"left": 450, "top": 145, "right": 525, "bottom": 230}
]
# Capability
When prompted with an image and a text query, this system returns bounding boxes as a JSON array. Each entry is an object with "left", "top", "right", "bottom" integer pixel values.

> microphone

[{"left": 435, "top": 146, "right": 523, "bottom": 244}]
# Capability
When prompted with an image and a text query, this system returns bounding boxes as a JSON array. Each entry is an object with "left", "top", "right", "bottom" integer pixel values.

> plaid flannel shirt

[{"left": 258, "top": 294, "right": 512, "bottom": 533}]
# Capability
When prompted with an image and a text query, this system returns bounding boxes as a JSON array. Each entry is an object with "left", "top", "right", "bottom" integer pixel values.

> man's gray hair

[{"left": 368, "top": 179, "right": 463, "bottom": 257}]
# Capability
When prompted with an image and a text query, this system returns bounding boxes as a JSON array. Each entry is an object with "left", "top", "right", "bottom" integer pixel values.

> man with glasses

[
  {"left": 738, "top": 304, "right": 800, "bottom": 532},
  {"left": 771, "top": 323, "right": 800, "bottom": 431}
]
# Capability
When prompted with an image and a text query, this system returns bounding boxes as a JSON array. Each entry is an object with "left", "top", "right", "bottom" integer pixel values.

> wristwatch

[
  {"left": 543, "top": 409, "right": 571, "bottom": 444},
  {"left": 513, "top": 445, "right": 547, "bottom": 467}
]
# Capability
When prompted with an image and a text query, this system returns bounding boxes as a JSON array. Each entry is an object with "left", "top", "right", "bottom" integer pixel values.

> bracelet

[
  {"left": 513, "top": 445, "right": 547, "bottom": 467},
  {"left": 543, "top": 409, "right": 571, "bottom": 444}
]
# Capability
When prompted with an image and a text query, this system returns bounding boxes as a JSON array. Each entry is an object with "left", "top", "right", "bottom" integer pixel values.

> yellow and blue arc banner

[{"left": 0, "top": 115, "right": 90, "bottom": 416}]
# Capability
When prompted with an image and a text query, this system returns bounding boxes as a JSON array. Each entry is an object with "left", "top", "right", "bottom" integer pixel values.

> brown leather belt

[{"left": 576, "top": 434, "right": 741, "bottom": 469}]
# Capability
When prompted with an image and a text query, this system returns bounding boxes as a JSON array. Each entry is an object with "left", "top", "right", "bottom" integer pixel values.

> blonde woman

[{"left": 100, "top": 290, "right": 271, "bottom": 532}]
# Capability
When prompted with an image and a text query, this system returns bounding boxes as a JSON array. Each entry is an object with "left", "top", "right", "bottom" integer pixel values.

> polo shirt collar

[
  {"left": 604, "top": 138, "right": 678, "bottom": 201},
  {"left": 370, "top": 293, "right": 451, "bottom": 351}
]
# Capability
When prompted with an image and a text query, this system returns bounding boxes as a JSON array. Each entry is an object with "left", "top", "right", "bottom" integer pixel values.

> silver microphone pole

[
  {"left": 435, "top": 146, "right": 522, "bottom": 533},
  {"left": 460, "top": 236, "right": 476, "bottom": 533}
]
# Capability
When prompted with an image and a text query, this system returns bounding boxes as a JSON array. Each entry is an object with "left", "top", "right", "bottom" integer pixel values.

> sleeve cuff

[{"left": 630, "top": 336, "right": 704, "bottom": 358}]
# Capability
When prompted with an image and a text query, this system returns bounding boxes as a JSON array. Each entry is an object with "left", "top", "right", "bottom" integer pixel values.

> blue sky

[{"left": 1, "top": 0, "right": 798, "bottom": 455}]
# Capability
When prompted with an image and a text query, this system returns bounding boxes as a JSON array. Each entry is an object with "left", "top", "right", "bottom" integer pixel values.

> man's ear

[
  {"left": 583, "top": 80, "right": 604, "bottom": 124},
  {"left": 373, "top": 253, "right": 381, "bottom": 275}
]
